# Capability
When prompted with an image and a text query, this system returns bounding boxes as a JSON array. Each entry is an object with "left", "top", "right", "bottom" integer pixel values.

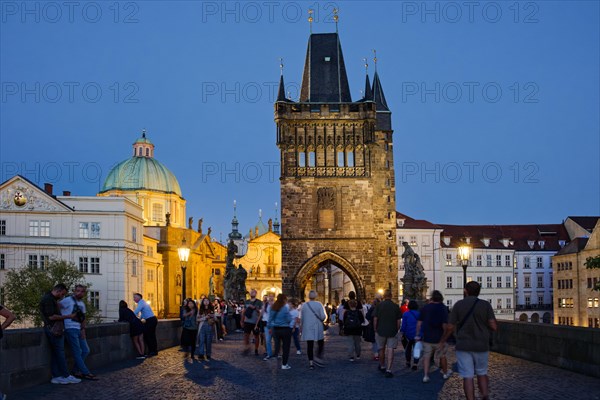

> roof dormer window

[
  {"left": 465, "top": 237, "right": 471, "bottom": 244},
  {"left": 559, "top": 240, "right": 566, "bottom": 247},
  {"left": 538, "top": 240, "right": 545, "bottom": 249},
  {"left": 481, "top": 238, "right": 490, "bottom": 247},
  {"left": 528, "top": 240, "right": 535, "bottom": 249},
  {"left": 501, "top": 238, "right": 510, "bottom": 248},
  {"left": 442, "top": 236, "right": 451, "bottom": 246},
  {"left": 397, "top": 219, "right": 405, "bottom": 228},
  {"left": 324, "top": 57, "right": 331, "bottom": 62}
]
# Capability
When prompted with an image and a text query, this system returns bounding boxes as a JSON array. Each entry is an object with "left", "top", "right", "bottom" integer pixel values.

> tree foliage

[
  {"left": 1, "top": 259, "right": 101, "bottom": 326},
  {"left": 585, "top": 255, "right": 600, "bottom": 291}
]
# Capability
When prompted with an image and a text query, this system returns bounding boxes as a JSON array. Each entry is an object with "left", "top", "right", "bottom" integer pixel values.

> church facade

[{"left": 275, "top": 32, "right": 399, "bottom": 300}]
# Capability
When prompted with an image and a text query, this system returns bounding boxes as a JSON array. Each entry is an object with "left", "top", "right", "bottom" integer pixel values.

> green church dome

[{"left": 100, "top": 131, "right": 182, "bottom": 197}]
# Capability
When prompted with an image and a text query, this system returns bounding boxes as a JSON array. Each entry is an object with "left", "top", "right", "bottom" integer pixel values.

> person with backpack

[
  {"left": 363, "top": 297, "right": 380, "bottom": 361},
  {"left": 400, "top": 300, "right": 420, "bottom": 369},
  {"left": 343, "top": 299, "right": 365, "bottom": 361}
]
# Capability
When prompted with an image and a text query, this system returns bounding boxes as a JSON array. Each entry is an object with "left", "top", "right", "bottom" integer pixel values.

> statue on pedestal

[
  {"left": 224, "top": 240, "right": 248, "bottom": 300},
  {"left": 401, "top": 242, "right": 428, "bottom": 301}
]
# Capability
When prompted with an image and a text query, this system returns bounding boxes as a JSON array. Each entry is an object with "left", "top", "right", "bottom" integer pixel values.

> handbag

[
  {"left": 50, "top": 320, "right": 64, "bottom": 337},
  {"left": 413, "top": 341, "right": 423, "bottom": 359}
]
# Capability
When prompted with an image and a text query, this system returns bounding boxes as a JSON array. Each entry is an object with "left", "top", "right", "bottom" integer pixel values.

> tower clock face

[{"left": 14, "top": 190, "right": 27, "bottom": 206}]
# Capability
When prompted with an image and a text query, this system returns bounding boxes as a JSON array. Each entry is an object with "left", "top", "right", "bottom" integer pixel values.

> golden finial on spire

[
  {"left": 333, "top": 8, "right": 339, "bottom": 32},
  {"left": 363, "top": 57, "right": 369, "bottom": 73},
  {"left": 373, "top": 49, "right": 378, "bottom": 71},
  {"left": 279, "top": 57, "right": 284, "bottom": 76},
  {"left": 308, "top": 9, "right": 314, "bottom": 33}
]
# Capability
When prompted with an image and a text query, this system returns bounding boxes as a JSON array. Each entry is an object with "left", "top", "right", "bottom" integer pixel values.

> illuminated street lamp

[
  {"left": 178, "top": 237, "right": 190, "bottom": 301},
  {"left": 457, "top": 244, "right": 471, "bottom": 295}
]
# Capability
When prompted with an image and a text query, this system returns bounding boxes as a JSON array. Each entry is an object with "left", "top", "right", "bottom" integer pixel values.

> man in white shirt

[
  {"left": 133, "top": 293, "right": 158, "bottom": 356},
  {"left": 60, "top": 285, "right": 98, "bottom": 380}
]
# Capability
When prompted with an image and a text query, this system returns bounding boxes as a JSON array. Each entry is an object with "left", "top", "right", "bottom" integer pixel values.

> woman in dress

[
  {"left": 181, "top": 299, "right": 199, "bottom": 359},
  {"left": 118, "top": 300, "right": 145, "bottom": 359},
  {"left": 300, "top": 290, "right": 327, "bottom": 370},
  {"left": 268, "top": 294, "right": 293, "bottom": 370},
  {"left": 196, "top": 298, "right": 215, "bottom": 360}
]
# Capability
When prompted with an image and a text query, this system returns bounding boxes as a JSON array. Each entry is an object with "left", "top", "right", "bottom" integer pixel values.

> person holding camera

[{"left": 60, "top": 284, "right": 98, "bottom": 381}]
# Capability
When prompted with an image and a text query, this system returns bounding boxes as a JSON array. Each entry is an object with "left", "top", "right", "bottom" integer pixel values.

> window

[
  {"left": 445, "top": 254, "right": 452, "bottom": 266},
  {"left": 595, "top": 298, "right": 600, "bottom": 308},
  {"left": 446, "top": 299, "right": 453, "bottom": 307},
  {"left": 336, "top": 151, "right": 344, "bottom": 167},
  {"left": 0, "top": 253, "right": 4, "bottom": 270},
  {"left": 497, "top": 276, "right": 502, "bottom": 288},
  {"left": 505, "top": 255, "right": 511, "bottom": 267},
  {"left": 589, "top": 278, "right": 593, "bottom": 289},
  {"left": 524, "top": 256, "right": 531, "bottom": 269},
  {"left": 90, "top": 257, "right": 100, "bottom": 274},
  {"left": 524, "top": 275, "right": 531, "bottom": 288},
  {"left": 147, "top": 293, "right": 155, "bottom": 304},
  {"left": 506, "top": 298, "right": 512, "bottom": 309},
  {"left": 79, "top": 222, "right": 89, "bottom": 238},
  {"left": 28, "top": 254, "right": 38, "bottom": 268},
  {"left": 132, "top": 260, "right": 138, "bottom": 276},
  {"left": 146, "top": 148, "right": 149, "bottom": 157},
  {"left": 506, "top": 276, "right": 511, "bottom": 288},
  {"left": 152, "top": 204, "right": 164, "bottom": 222},
  {"left": 0, "top": 287, "right": 4, "bottom": 304},
  {"left": 538, "top": 295, "right": 544, "bottom": 306},
  {"left": 79, "top": 257, "right": 89, "bottom": 273},
  {"left": 40, "top": 255, "right": 49, "bottom": 269},
  {"left": 346, "top": 151, "right": 354, "bottom": 167},
  {"left": 537, "top": 275, "right": 543, "bottom": 288},
  {"left": 446, "top": 276, "right": 453, "bottom": 289},
  {"left": 308, "top": 151, "right": 315, "bottom": 167},
  {"left": 536, "top": 257, "right": 543, "bottom": 269},
  {"left": 89, "top": 291, "right": 100, "bottom": 309},
  {"left": 146, "top": 246, "right": 154, "bottom": 257},
  {"left": 29, "top": 220, "right": 39, "bottom": 236},
  {"left": 525, "top": 296, "right": 531, "bottom": 306},
  {"left": 476, "top": 255, "right": 482, "bottom": 266},
  {"left": 40, "top": 221, "right": 50, "bottom": 236},
  {"left": 147, "top": 269, "right": 154, "bottom": 282},
  {"left": 486, "top": 276, "right": 492, "bottom": 288},
  {"left": 476, "top": 276, "right": 482, "bottom": 285},
  {"left": 91, "top": 222, "right": 100, "bottom": 238},
  {"left": 496, "top": 255, "right": 502, "bottom": 266},
  {"left": 132, "top": 227, "right": 137, "bottom": 242},
  {"left": 410, "top": 236, "right": 417, "bottom": 246},
  {"left": 549, "top": 273, "right": 553, "bottom": 288},
  {"left": 486, "top": 255, "right": 492, "bottom": 267},
  {"left": 496, "top": 298, "right": 502, "bottom": 309},
  {"left": 0, "top": 220, "right": 5, "bottom": 235}
]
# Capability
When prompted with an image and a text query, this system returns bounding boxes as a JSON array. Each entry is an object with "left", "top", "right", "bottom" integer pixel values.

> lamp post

[
  {"left": 458, "top": 244, "right": 471, "bottom": 296},
  {"left": 178, "top": 237, "right": 190, "bottom": 301}
]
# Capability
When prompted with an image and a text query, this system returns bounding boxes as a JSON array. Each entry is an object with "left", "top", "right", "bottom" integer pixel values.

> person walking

[
  {"left": 39, "top": 284, "right": 81, "bottom": 385},
  {"left": 118, "top": 300, "right": 145, "bottom": 359},
  {"left": 213, "top": 299, "right": 224, "bottom": 341},
  {"left": 288, "top": 298, "right": 302, "bottom": 355},
  {"left": 181, "top": 299, "right": 199, "bottom": 359},
  {"left": 363, "top": 297, "right": 380, "bottom": 361},
  {"left": 133, "top": 293, "right": 158, "bottom": 357},
  {"left": 268, "top": 293, "right": 293, "bottom": 370},
  {"left": 343, "top": 299, "right": 365, "bottom": 362},
  {"left": 439, "top": 281, "right": 497, "bottom": 400},
  {"left": 1, "top": 303, "right": 16, "bottom": 398},
  {"left": 400, "top": 300, "right": 420, "bottom": 369},
  {"left": 196, "top": 298, "right": 215, "bottom": 360},
  {"left": 416, "top": 290, "right": 450, "bottom": 383},
  {"left": 261, "top": 292, "right": 275, "bottom": 360},
  {"left": 373, "top": 289, "right": 401, "bottom": 378},
  {"left": 60, "top": 285, "right": 98, "bottom": 380},
  {"left": 300, "top": 290, "right": 326, "bottom": 370},
  {"left": 241, "top": 289, "right": 262, "bottom": 356}
]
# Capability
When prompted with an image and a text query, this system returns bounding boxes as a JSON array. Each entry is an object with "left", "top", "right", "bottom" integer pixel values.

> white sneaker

[
  {"left": 65, "top": 375, "right": 82, "bottom": 384},
  {"left": 51, "top": 377, "right": 69, "bottom": 385},
  {"left": 423, "top": 376, "right": 430, "bottom": 383},
  {"left": 281, "top": 364, "right": 291, "bottom": 370},
  {"left": 296, "top": 350, "right": 302, "bottom": 355},
  {"left": 443, "top": 371, "right": 453, "bottom": 379}
]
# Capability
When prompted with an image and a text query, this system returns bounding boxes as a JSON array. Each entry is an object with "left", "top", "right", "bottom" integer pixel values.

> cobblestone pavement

[{"left": 11, "top": 326, "right": 600, "bottom": 400}]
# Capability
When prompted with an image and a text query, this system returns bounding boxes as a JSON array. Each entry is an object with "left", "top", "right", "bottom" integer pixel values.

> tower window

[
  {"left": 336, "top": 151, "right": 344, "bottom": 167},
  {"left": 138, "top": 148, "right": 142, "bottom": 156},
  {"left": 146, "top": 148, "right": 149, "bottom": 157},
  {"left": 298, "top": 152, "right": 306, "bottom": 167},
  {"left": 346, "top": 151, "right": 354, "bottom": 167},
  {"left": 308, "top": 152, "right": 315, "bottom": 167}
]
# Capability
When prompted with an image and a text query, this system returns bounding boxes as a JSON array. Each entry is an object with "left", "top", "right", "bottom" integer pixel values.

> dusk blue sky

[{"left": 1, "top": 1, "right": 599, "bottom": 241}]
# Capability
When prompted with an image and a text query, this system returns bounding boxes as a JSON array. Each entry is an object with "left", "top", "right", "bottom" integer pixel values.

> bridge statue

[
  {"left": 224, "top": 240, "right": 247, "bottom": 300},
  {"left": 400, "top": 242, "right": 428, "bottom": 301}
]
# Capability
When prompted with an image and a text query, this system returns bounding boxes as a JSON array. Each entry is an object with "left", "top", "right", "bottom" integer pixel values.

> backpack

[{"left": 344, "top": 309, "right": 361, "bottom": 329}]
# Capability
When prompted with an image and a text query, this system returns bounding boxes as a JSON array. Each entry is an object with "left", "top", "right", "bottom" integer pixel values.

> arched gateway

[
  {"left": 276, "top": 30, "right": 399, "bottom": 301},
  {"left": 294, "top": 251, "right": 365, "bottom": 300}
]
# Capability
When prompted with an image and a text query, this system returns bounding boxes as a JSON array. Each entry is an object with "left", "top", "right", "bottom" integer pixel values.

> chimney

[
  {"left": 44, "top": 183, "right": 53, "bottom": 195},
  {"left": 62, "top": 191, "right": 71, "bottom": 196}
]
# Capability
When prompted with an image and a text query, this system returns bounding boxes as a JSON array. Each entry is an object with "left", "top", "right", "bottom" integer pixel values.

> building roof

[
  {"left": 396, "top": 212, "right": 441, "bottom": 229},
  {"left": 299, "top": 33, "right": 351, "bottom": 103},
  {"left": 554, "top": 237, "right": 589, "bottom": 256},
  {"left": 100, "top": 133, "right": 182, "bottom": 197},
  {"left": 372, "top": 71, "right": 389, "bottom": 111},
  {"left": 566, "top": 216, "right": 600, "bottom": 233},
  {"left": 438, "top": 223, "right": 569, "bottom": 252}
]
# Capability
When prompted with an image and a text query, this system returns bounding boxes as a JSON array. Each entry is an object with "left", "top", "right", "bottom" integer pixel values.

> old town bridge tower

[{"left": 275, "top": 31, "right": 398, "bottom": 301}]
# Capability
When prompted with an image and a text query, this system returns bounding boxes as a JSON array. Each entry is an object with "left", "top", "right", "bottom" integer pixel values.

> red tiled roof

[
  {"left": 438, "top": 223, "right": 570, "bottom": 252},
  {"left": 396, "top": 212, "right": 441, "bottom": 229}
]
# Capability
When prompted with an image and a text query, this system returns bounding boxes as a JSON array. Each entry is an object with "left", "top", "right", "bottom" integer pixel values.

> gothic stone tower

[{"left": 275, "top": 32, "right": 398, "bottom": 301}]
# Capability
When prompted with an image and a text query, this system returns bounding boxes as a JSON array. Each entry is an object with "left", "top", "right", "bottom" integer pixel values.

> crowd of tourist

[{"left": 0, "top": 281, "right": 497, "bottom": 400}]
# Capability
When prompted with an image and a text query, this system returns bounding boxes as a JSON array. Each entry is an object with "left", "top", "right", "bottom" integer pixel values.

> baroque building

[{"left": 275, "top": 31, "right": 398, "bottom": 300}]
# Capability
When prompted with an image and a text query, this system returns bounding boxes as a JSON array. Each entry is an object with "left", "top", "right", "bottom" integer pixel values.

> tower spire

[
  {"left": 363, "top": 57, "right": 373, "bottom": 101},
  {"left": 273, "top": 201, "right": 280, "bottom": 234},
  {"left": 333, "top": 8, "right": 339, "bottom": 33},
  {"left": 277, "top": 57, "right": 287, "bottom": 102},
  {"left": 228, "top": 199, "right": 242, "bottom": 240},
  {"left": 308, "top": 9, "right": 313, "bottom": 34}
]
